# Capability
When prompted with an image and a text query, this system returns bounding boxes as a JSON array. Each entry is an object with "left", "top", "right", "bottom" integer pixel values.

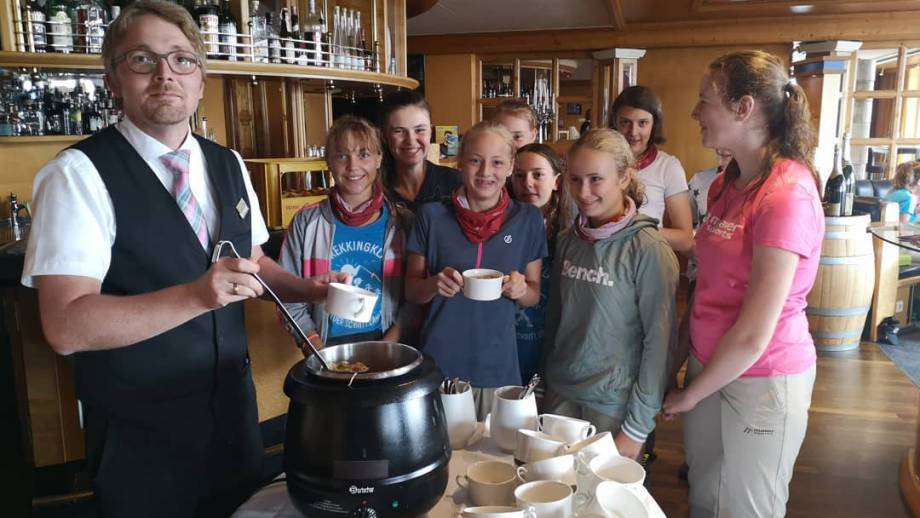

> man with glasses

[{"left": 21, "top": 1, "right": 346, "bottom": 516}]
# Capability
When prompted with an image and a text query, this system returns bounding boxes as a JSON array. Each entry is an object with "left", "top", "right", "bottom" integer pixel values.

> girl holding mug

[
  {"left": 278, "top": 116, "right": 416, "bottom": 348},
  {"left": 406, "top": 121, "right": 547, "bottom": 418}
]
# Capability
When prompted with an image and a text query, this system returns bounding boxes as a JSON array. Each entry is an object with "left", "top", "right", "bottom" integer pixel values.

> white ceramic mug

[
  {"left": 568, "top": 431, "right": 618, "bottom": 464},
  {"left": 595, "top": 481, "right": 648, "bottom": 518},
  {"left": 456, "top": 460, "right": 519, "bottom": 506},
  {"left": 516, "top": 454, "right": 575, "bottom": 486},
  {"left": 441, "top": 382, "right": 477, "bottom": 450},
  {"left": 326, "top": 282, "right": 378, "bottom": 322},
  {"left": 514, "top": 429, "right": 568, "bottom": 464},
  {"left": 461, "top": 506, "right": 526, "bottom": 518},
  {"left": 514, "top": 480, "right": 574, "bottom": 518},
  {"left": 491, "top": 386, "right": 539, "bottom": 452},
  {"left": 537, "top": 414, "right": 597, "bottom": 444},
  {"left": 575, "top": 454, "right": 646, "bottom": 500},
  {"left": 463, "top": 268, "right": 504, "bottom": 301}
]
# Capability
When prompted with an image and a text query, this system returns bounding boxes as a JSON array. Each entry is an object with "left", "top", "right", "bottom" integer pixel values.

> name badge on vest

[{"left": 236, "top": 198, "right": 250, "bottom": 219}]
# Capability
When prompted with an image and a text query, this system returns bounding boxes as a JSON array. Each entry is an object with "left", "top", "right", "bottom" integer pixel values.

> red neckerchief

[
  {"left": 330, "top": 184, "right": 385, "bottom": 227},
  {"left": 451, "top": 187, "right": 511, "bottom": 244},
  {"left": 635, "top": 144, "right": 659, "bottom": 171}
]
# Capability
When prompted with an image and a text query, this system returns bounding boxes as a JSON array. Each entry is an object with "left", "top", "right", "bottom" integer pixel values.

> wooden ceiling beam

[
  {"left": 408, "top": 10, "right": 920, "bottom": 54},
  {"left": 607, "top": 0, "right": 626, "bottom": 30}
]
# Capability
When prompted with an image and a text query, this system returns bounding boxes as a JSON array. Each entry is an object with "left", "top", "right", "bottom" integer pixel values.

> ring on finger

[{"left": 232, "top": 282, "right": 239, "bottom": 295}]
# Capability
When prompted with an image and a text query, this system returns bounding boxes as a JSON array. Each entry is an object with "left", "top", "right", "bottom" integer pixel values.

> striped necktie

[{"left": 159, "top": 150, "right": 210, "bottom": 251}]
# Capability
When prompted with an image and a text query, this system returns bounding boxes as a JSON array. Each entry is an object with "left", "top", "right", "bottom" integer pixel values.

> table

[
  {"left": 232, "top": 423, "right": 666, "bottom": 518},
  {"left": 869, "top": 223, "right": 920, "bottom": 254},
  {"left": 870, "top": 224, "right": 920, "bottom": 517}
]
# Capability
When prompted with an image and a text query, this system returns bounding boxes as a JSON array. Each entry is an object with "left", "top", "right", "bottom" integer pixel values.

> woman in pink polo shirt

[{"left": 663, "top": 50, "right": 824, "bottom": 517}]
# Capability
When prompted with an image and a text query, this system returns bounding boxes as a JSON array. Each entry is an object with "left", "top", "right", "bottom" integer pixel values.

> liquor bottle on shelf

[
  {"left": 266, "top": 12, "right": 281, "bottom": 64},
  {"left": 69, "top": 86, "right": 84, "bottom": 135},
  {"left": 23, "top": 0, "right": 48, "bottom": 53},
  {"left": 290, "top": 7, "right": 307, "bottom": 66},
  {"left": 104, "top": 92, "right": 121, "bottom": 127},
  {"left": 194, "top": 0, "right": 220, "bottom": 58},
  {"left": 360, "top": 25, "right": 369, "bottom": 71},
  {"left": 316, "top": 0, "right": 327, "bottom": 67},
  {"left": 248, "top": 0, "right": 268, "bottom": 63},
  {"left": 279, "top": 8, "right": 294, "bottom": 65},
  {"left": 304, "top": 0, "right": 324, "bottom": 67},
  {"left": 332, "top": 6, "right": 343, "bottom": 69},
  {"left": 75, "top": 0, "right": 107, "bottom": 54},
  {"left": 0, "top": 106, "right": 13, "bottom": 137},
  {"left": 218, "top": 0, "right": 238, "bottom": 61},
  {"left": 46, "top": 0, "right": 75, "bottom": 54},
  {"left": 350, "top": 10, "right": 360, "bottom": 70},
  {"left": 823, "top": 144, "right": 846, "bottom": 217}
]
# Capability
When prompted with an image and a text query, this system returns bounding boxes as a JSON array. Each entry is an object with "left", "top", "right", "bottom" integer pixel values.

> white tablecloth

[{"left": 232, "top": 423, "right": 666, "bottom": 518}]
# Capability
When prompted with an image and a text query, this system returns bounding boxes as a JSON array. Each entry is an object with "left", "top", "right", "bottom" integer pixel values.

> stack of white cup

[{"left": 452, "top": 384, "right": 653, "bottom": 518}]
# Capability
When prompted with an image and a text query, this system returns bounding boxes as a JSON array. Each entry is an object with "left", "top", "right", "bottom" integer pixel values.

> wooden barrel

[{"left": 806, "top": 214, "right": 875, "bottom": 352}]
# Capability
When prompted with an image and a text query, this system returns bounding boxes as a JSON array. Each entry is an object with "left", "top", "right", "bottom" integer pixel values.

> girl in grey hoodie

[{"left": 542, "top": 129, "right": 678, "bottom": 461}]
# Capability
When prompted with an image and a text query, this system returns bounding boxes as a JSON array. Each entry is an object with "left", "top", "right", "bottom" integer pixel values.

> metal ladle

[{"left": 211, "top": 240, "right": 330, "bottom": 371}]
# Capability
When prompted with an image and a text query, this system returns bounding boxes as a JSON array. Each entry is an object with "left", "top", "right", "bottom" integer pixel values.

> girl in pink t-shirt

[{"left": 663, "top": 51, "right": 824, "bottom": 518}]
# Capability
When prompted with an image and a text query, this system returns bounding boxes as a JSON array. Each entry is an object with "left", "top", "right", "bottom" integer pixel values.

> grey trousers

[{"left": 684, "top": 356, "right": 816, "bottom": 518}]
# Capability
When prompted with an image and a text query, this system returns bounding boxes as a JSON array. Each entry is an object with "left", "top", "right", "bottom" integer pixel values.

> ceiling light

[{"left": 790, "top": 5, "right": 814, "bottom": 14}]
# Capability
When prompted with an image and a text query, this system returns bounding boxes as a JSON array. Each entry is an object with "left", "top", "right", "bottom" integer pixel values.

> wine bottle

[
  {"left": 841, "top": 134, "right": 855, "bottom": 216},
  {"left": 266, "top": 12, "right": 281, "bottom": 64},
  {"left": 248, "top": 0, "right": 268, "bottom": 63},
  {"left": 218, "top": 0, "right": 238, "bottom": 61},
  {"left": 279, "top": 8, "right": 294, "bottom": 65},
  {"left": 823, "top": 144, "right": 845, "bottom": 217},
  {"left": 194, "top": 0, "right": 220, "bottom": 58},
  {"left": 46, "top": 0, "right": 74, "bottom": 54},
  {"left": 291, "top": 7, "right": 307, "bottom": 66},
  {"left": 23, "top": 0, "right": 47, "bottom": 53}
]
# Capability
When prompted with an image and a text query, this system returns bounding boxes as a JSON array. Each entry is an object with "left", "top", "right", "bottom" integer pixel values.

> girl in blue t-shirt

[
  {"left": 405, "top": 121, "right": 548, "bottom": 418},
  {"left": 887, "top": 160, "right": 920, "bottom": 223},
  {"left": 509, "top": 143, "right": 572, "bottom": 385},
  {"left": 278, "top": 115, "right": 416, "bottom": 348}
]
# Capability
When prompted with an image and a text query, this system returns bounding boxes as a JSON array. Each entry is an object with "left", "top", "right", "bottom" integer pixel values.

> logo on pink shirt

[{"left": 702, "top": 213, "right": 744, "bottom": 240}]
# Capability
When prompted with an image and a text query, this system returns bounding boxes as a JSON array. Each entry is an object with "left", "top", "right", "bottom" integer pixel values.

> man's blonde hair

[{"left": 101, "top": 0, "right": 207, "bottom": 77}]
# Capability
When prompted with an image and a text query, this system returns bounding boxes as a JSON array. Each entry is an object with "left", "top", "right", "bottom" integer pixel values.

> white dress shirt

[{"left": 22, "top": 118, "right": 269, "bottom": 287}]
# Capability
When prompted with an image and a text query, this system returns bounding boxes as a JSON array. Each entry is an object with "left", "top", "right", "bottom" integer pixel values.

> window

[{"left": 845, "top": 46, "right": 920, "bottom": 180}]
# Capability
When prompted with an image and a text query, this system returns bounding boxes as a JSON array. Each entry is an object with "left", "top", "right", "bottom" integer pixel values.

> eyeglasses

[{"left": 114, "top": 49, "right": 202, "bottom": 75}]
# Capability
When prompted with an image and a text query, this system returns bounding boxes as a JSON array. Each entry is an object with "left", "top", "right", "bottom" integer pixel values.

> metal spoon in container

[{"left": 211, "top": 240, "right": 330, "bottom": 371}]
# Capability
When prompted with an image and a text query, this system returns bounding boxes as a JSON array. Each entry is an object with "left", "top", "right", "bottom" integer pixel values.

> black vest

[{"left": 70, "top": 127, "right": 253, "bottom": 425}]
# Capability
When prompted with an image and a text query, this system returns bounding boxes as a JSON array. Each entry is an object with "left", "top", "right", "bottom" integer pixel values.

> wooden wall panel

[
  {"left": 199, "top": 76, "right": 229, "bottom": 146},
  {"left": 424, "top": 54, "right": 477, "bottom": 132},
  {"left": 243, "top": 299, "right": 302, "bottom": 422},
  {"left": 636, "top": 44, "right": 790, "bottom": 179},
  {"left": 0, "top": 141, "right": 67, "bottom": 213}
]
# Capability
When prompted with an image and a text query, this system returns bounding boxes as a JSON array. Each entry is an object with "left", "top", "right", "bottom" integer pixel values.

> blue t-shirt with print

[
  {"left": 515, "top": 252, "right": 552, "bottom": 385},
  {"left": 407, "top": 200, "right": 548, "bottom": 388},
  {"left": 328, "top": 206, "right": 389, "bottom": 339},
  {"left": 887, "top": 188, "right": 918, "bottom": 223}
]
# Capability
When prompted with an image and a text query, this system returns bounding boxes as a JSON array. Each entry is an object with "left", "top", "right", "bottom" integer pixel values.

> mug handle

[
  {"left": 582, "top": 424, "right": 597, "bottom": 440},
  {"left": 573, "top": 492, "right": 593, "bottom": 514},
  {"left": 352, "top": 297, "right": 366, "bottom": 318},
  {"left": 523, "top": 506, "right": 538, "bottom": 518},
  {"left": 516, "top": 465, "right": 528, "bottom": 483},
  {"left": 575, "top": 451, "right": 591, "bottom": 476},
  {"left": 456, "top": 474, "right": 468, "bottom": 490}
]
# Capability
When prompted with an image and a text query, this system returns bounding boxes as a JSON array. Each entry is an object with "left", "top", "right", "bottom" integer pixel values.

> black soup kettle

[{"left": 283, "top": 341, "right": 450, "bottom": 518}]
